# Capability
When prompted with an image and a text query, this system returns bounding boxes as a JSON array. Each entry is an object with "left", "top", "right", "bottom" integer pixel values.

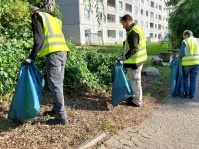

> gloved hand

[
  {"left": 23, "top": 58, "right": 33, "bottom": 65},
  {"left": 117, "top": 57, "right": 124, "bottom": 65}
]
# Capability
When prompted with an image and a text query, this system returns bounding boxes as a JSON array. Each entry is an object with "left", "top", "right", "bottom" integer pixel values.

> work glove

[{"left": 23, "top": 58, "right": 33, "bottom": 65}]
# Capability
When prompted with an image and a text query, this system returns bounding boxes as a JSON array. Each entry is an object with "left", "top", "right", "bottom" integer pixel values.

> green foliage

[
  {"left": 2, "top": 0, "right": 30, "bottom": 29},
  {"left": 0, "top": 37, "right": 31, "bottom": 95},
  {"left": 84, "top": 51, "right": 119, "bottom": 85},
  {"left": 146, "top": 42, "right": 173, "bottom": 55},
  {"left": 64, "top": 45, "right": 119, "bottom": 90},
  {"left": 168, "top": 0, "right": 199, "bottom": 48}
]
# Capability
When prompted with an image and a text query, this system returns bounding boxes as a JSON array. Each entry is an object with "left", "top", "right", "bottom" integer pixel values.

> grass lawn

[{"left": 80, "top": 42, "right": 173, "bottom": 55}]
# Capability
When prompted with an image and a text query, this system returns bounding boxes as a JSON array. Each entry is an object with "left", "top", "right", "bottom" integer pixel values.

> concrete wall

[{"left": 56, "top": 0, "right": 81, "bottom": 44}]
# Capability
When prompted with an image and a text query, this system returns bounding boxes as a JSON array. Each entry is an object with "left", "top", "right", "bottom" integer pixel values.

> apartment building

[{"left": 56, "top": 0, "right": 169, "bottom": 45}]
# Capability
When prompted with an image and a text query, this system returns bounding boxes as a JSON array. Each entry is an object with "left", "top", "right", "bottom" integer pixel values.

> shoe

[
  {"left": 126, "top": 97, "right": 134, "bottom": 106},
  {"left": 190, "top": 96, "right": 193, "bottom": 99},
  {"left": 47, "top": 118, "right": 68, "bottom": 125},
  {"left": 130, "top": 102, "right": 140, "bottom": 107},
  {"left": 43, "top": 110, "right": 56, "bottom": 117},
  {"left": 184, "top": 92, "right": 189, "bottom": 98}
]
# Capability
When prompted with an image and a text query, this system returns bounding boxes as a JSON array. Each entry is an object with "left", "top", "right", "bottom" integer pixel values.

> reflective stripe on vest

[
  {"left": 37, "top": 12, "right": 69, "bottom": 57},
  {"left": 182, "top": 37, "right": 199, "bottom": 66},
  {"left": 123, "top": 25, "right": 147, "bottom": 64}
]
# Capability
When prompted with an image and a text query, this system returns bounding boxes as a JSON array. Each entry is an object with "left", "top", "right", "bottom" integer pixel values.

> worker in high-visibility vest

[
  {"left": 120, "top": 14, "right": 147, "bottom": 107},
  {"left": 180, "top": 30, "right": 199, "bottom": 99},
  {"left": 23, "top": 6, "right": 70, "bottom": 125}
]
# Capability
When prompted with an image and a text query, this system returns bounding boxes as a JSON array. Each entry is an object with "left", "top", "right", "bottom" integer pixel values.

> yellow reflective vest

[
  {"left": 123, "top": 25, "right": 147, "bottom": 64},
  {"left": 36, "top": 12, "right": 70, "bottom": 57},
  {"left": 182, "top": 36, "right": 199, "bottom": 66}
]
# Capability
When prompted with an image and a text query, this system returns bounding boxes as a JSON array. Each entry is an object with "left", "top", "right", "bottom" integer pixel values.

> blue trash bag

[
  {"left": 8, "top": 63, "right": 45, "bottom": 121},
  {"left": 169, "top": 57, "right": 184, "bottom": 97},
  {"left": 112, "top": 63, "right": 134, "bottom": 107}
]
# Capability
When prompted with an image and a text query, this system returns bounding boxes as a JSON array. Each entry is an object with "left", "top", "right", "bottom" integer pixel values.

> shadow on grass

[
  {"left": 66, "top": 96, "right": 110, "bottom": 111},
  {"left": 41, "top": 87, "right": 111, "bottom": 111},
  {"left": 0, "top": 115, "right": 21, "bottom": 133}
]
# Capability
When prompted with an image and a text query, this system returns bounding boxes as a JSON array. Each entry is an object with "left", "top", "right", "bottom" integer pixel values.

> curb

[{"left": 77, "top": 131, "right": 106, "bottom": 149}]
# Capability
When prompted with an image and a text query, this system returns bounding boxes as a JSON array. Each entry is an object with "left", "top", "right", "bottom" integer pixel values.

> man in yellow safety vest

[
  {"left": 120, "top": 14, "right": 147, "bottom": 107},
  {"left": 180, "top": 30, "right": 199, "bottom": 99},
  {"left": 23, "top": 6, "right": 70, "bottom": 125}
]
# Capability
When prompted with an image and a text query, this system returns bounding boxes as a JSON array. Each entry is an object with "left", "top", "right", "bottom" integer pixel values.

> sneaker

[
  {"left": 184, "top": 92, "right": 189, "bottom": 98},
  {"left": 190, "top": 96, "right": 193, "bottom": 99},
  {"left": 47, "top": 118, "right": 68, "bottom": 125},
  {"left": 43, "top": 110, "right": 56, "bottom": 117}
]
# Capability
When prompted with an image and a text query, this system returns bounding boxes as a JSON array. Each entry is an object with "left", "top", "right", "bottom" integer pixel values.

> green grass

[
  {"left": 80, "top": 42, "right": 173, "bottom": 55},
  {"left": 146, "top": 42, "right": 173, "bottom": 55}
]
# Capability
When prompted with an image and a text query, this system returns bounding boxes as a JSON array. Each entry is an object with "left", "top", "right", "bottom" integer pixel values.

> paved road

[{"left": 100, "top": 75, "right": 199, "bottom": 149}]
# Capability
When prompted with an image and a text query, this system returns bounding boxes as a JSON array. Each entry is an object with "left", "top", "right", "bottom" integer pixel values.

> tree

[{"left": 168, "top": 0, "right": 199, "bottom": 48}]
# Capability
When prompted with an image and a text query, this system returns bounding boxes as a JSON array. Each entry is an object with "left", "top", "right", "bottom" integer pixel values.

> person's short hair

[
  {"left": 183, "top": 30, "right": 193, "bottom": 37},
  {"left": 120, "top": 14, "right": 133, "bottom": 22},
  {"left": 30, "top": 6, "right": 39, "bottom": 13}
]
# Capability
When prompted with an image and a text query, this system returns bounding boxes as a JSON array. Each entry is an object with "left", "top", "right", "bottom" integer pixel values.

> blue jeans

[
  {"left": 183, "top": 65, "right": 199, "bottom": 97},
  {"left": 46, "top": 51, "right": 67, "bottom": 121}
]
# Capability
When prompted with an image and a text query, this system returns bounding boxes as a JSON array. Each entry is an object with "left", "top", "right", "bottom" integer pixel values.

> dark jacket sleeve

[
  {"left": 28, "top": 13, "right": 44, "bottom": 59},
  {"left": 125, "top": 30, "right": 139, "bottom": 59}
]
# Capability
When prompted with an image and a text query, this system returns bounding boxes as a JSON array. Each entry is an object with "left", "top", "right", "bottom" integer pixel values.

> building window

[
  {"left": 97, "top": 11, "right": 103, "bottom": 21},
  {"left": 119, "top": 30, "right": 123, "bottom": 38},
  {"left": 159, "top": 5, "right": 162, "bottom": 11},
  {"left": 85, "top": 28, "right": 91, "bottom": 44},
  {"left": 108, "top": 30, "right": 116, "bottom": 38},
  {"left": 85, "top": 29, "right": 91, "bottom": 36},
  {"left": 156, "top": 3, "right": 158, "bottom": 9},
  {"left": 107, "top": 0, "right": 115, "bottom": 7},
  {"left": 107, "top": 14, "right": 115, "bottom": 23},
  {"left": 158, "top": 24, "right": 161, "bottom": 30},
  {"left": 158, "top": 34, "right": 162, "bottom": 39},
  {"left": 150, "top": 23, "right": 154, "bottom": 28},
  {"left": 119, "top": 1, "right": 123, "bottom": 9},
  {"left": 150, "top": 1, "right": 154, "bottom": 8},
  {"left": 146, "top": 10, "right": 148, "bottom": 17},
  {"left": 150, "top": 33, "right": 153, "bottom": 38},
  {"left": 135, "top": 6, "right": 138, "bottom": 14},
  {"left": 84, "top": 10, "right": 90, "bottom": 19},
  {"left": 141, "top": 9, "right": 144, "bottom": 15},
  {"left": 155, "top": 24, "right": 157, "bottom": 29},
  {"left": 150, "top": 12, "right": 154, "bottom": 18},
  {"left": 135, "top": 19, "right": 138, "bottom": 24},
  {"left": 126, "top": 3, "right": 132, "bottom": 12},
  {"left": 141, "top": 0, "right": 144, "bottom": 4},
  {"left": 98, "top": 30, "right": 103, "bottom": 37},
  {"left": 158, "top": 15, "right": 162, "bottom": 20}
]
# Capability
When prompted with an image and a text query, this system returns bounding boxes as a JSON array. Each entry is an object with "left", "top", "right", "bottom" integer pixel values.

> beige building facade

[{"left": 57, "top": 0, "right": 169, "bottom": 45}]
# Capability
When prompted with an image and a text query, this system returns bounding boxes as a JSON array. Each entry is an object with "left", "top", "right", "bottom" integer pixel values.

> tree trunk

[{"left": 42, "top": 0, "right": 55, "bottom": 11}]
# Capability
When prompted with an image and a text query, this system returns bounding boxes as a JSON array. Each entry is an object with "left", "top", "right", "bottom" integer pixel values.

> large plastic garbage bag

[
  {"left": 169, "top": 57, "right": 184, "bottom": 97},
  {"left": 8, "top": 63, "right": 44, "bottom": 121},
  {"left": 112, "top": 63, "right": 134, "bottom": 107}
]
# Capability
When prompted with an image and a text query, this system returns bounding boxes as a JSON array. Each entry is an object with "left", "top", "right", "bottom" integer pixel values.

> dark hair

[
  {"left": 120, "top": 14, "right": 133, "bottom": 22},
  {"left": 183, "top": 30, "right": 193, "bottom": 37}
]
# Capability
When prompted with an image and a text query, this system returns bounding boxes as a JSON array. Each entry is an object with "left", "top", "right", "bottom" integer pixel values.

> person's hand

[
  {"left": 118, "top": 58, "right": 124, "bottom": 65},
  {"left": 23, "top": 58, "right": 33, "bottom": 65}
]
